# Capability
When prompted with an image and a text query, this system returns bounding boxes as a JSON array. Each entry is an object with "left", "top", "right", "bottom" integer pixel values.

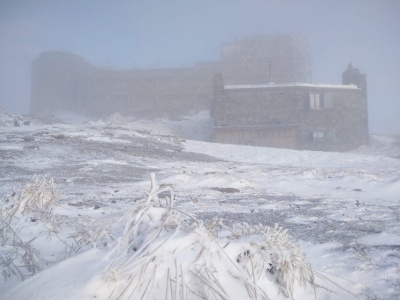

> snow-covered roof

[
  {"left": 214, "top": 124, "right": 298, "bottom": 130},
  {"left": 224, "top": 83, "right": 360, "bottom": 90}
]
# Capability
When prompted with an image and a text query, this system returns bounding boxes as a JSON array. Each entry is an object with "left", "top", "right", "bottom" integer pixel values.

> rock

[{"left": 211, "top": 187, "right": 240, "bottom": 193}]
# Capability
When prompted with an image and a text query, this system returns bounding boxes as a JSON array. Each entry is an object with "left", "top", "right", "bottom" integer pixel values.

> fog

[{"left": 0, "top": 0, "right": 399, "bottom": 134}]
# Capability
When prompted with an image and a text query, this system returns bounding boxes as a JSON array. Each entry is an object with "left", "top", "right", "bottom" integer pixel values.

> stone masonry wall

[{"left": 213, "top": 85, "right": 368, "bottom": 151}]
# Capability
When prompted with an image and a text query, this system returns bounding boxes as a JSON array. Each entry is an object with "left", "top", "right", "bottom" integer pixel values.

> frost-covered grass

[
  {"left": 0, "top": 175, "right": 57, "bottom": 282},
  {"left": 1, "top": 174, "right": 359, "bottom": 299},
  {"left": 0, "top": 175, "right": 112, "bottom": 290},
  {"left": 102, "top": 174, "right": 318, "bottom": 299}
]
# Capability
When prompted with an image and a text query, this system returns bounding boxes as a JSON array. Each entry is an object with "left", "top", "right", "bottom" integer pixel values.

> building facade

[
  {"left": 30, "top": 35, "right": 310, "bottom": 116},
  {"left": 30, "top": 52, "right": 91, "bottom": 113},
  {"left": 30, "top": 35, "right": 369, "bottom": 151},
  {"left": 212, "top": 64, "right": 369, "bottom": 151}
]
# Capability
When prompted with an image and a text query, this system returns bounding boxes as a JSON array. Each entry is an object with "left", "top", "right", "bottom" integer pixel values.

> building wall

[
  {"left": 31, "top": 35, "right": 311, "bottom": 116},
  {"left": 31, "top": 55, "right": 214, "bottom": 116},
  {"left": 297, "top": 88, "right": 368, "bottom": 151},
  {"left": 31, "top": 51, "right": 90, "bottom": 113},
  {"left": 214, "top": 88, "right": 302, "bottom": 127},
  {"left": 82, "top": 67, "right": 215, "bottom": 116},
  {"left": 214, "top": 126, "right": 298, "bottom": 149},
  {"left": 213, "top": 83, "right": 369, "bottom": 151}
]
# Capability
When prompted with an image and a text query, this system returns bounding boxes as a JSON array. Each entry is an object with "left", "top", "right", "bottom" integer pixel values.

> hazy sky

[{"left": 0, "top": 0, "right": 399, "bottom": 134}]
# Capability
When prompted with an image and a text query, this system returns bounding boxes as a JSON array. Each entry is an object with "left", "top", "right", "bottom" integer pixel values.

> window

[
  {"left": 309, "top": 93, "right": 324, "bottom": 109},
  {"left": 313, "top": 131, "right": 325, "bottom": 140},
  {"left": 312, "top": 130, "right": 335, "bottom": 141},
  {"left": 309, "top": 92, "right": 333, "bottom": 110}
]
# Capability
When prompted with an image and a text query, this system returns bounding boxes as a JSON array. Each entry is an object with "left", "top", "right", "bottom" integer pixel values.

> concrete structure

[
  {"left": 212, "top": 64, "right": 368, "bottom": 151},
  {"left": 30, "top": 35, "right": 310, "bottom": 117}
]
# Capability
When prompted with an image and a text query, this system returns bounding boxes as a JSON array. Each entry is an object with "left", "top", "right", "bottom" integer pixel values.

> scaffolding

[{"left": 220, "top": 35, "right": 311, "bottom": 84}]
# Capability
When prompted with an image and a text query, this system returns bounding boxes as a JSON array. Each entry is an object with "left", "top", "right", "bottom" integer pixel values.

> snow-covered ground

[{"left": 1, "top": 111, "right": 399, "bottom": 299}]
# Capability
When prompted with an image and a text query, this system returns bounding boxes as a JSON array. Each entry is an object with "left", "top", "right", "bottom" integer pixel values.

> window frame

[
  {"left": 312, "top": 130, "right": 336, "bottom": 142},
  {"left": 309, "top": 92, "right": 334, "bottom": 110},
  {"left": 309, "top": 93, "right": 324, "bottom": 110}
]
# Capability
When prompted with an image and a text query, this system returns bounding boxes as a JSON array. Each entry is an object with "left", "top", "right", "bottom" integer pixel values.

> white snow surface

[{"left": 1, "top": 110, "right": 400, "bottom": 299}]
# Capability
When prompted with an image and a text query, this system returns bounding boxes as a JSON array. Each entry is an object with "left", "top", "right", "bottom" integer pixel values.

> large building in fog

[
  {"left": 212, "top": 64, "right": 368, "bottom": 151},
  {"left": 31, "top": 35, "right": 310, "bottom": 116},
  {"left": 30, "top": 35, "right": 368, "bottom": 151}
]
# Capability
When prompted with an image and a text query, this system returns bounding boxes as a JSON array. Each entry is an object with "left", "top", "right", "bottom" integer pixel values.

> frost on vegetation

[
  {"left": 2, "top": 175, "right": 58, "bottom": 223},
  {"left": 102, "top": 174, "right": 319, "bottom": 300},
  {"left": 0, "top": 175, "right": 111, "bottom": 283},
  {"left": 1, "top": 174, "right": 358, "bottom": 299},
  {"left": 0, "top": 175, "right": 57, "bottom": 281}
]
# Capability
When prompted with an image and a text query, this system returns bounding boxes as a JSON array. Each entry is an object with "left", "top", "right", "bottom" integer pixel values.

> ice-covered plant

[
  {"left": 0, "top": 175, "right": 55, "bottom": 281},
  {"left": 0, "top": 219, "right": 41, "bottom": 281},
  {"left": 1, "top": 175, "right": 58, "bottom": 230},
  {"left": 102, "top": 173, "right": 317, "bottom": 300},
  {"left": 0, "top": 175, "right": 112, "bottom": 283}
]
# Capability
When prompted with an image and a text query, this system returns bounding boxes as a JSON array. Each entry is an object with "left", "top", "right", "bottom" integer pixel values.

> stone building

[
  {"left": 30, "top": 35, "right": 310, "bottom": 116},
  {"left": 30, "top": 35, "right": 369, "bottom": 151},
  {"left": 31, "top": 52, "right": 214, "bottom": 116},
  {"left": 31, "top": 52, "right": 91, "bottom": 113},
  {"left": 212, "top": 64, "right": 368, "bottom": 151}
]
